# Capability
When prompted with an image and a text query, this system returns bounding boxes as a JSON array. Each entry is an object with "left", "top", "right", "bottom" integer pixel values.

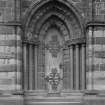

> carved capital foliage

[
  {"left": 65, "top": 37, "right": 86, "bottom": 47},
  {"left": 23, "top": 30, "right": 39, "bottom": 44}
]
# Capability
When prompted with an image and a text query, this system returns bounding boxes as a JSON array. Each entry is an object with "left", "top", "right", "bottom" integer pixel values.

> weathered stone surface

[
  {"left": 83, "top": 95, "right": 105, "bottom": 105},
  {"left": 0, "top": 95, "right": 23, "bottom": 105},
  {"left": 0, "top": 0, "right": 105, "bottom": 105},
  {"left": 0, "top": 0, "right": 15, "bottom": 22}
]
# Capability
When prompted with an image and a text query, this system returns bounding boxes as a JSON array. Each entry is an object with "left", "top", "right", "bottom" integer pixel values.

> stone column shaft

[
  {"left": 70, "top": 45, "right": 74, "bottom": 90},
  {"left": 34, "top": 45, "right": 38, "bottom": 90},
  {"left": 76, "top": 45, "right": 79, "bottom": 90},
  {"left": 82, "top": 44, "right": 86, "bottom": 90},
  {"left": 29, "top": 44, "right": 33, "bottom": 90},
  {"left": 88, "top": 27, "right": 94, "bottom": 90},
  {"left": 23, "top": 43, "right": 28, "bottom": 90}
]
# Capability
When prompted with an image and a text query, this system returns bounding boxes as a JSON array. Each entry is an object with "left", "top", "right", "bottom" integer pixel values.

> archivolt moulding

[
  {"left": 23, "top": 0, "right": 84, "bottom": 43},
  {"left": 23, "top": 0, "right": 83, "bottom": 28}
]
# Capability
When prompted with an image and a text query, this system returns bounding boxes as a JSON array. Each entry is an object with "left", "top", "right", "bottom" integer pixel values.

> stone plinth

[
  {"left": 24, "top": 91, "right": 83, "bottom": 105},
  {"left": 0, "top": 91, "right": 24, "bottom": 105}
]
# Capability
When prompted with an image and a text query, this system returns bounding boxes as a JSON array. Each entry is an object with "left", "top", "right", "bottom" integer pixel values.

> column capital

[
  {"left": 22, "top": 41, "right": 28, "bottom": 45},
  {"left": 88, "top": 26, "right": 93, "bottom": 31},
  {"left": 34, "top": 44, "right": 39, "bottom": 47},
  {"left": 69, "top": 45, "right": 74, "bottom": 49},
  {"left": 75, "top": 44, "right": 79, "bottom": 48},
  {"left": 22, "top": 40, "right": 40, "bottom": 45},
  {"left": 82, "top": 44, "right": 86, "bottom": 47}
]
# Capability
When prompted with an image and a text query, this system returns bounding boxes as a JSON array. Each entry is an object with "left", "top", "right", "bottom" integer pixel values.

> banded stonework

[{"left": 0, "top": 0, "right": 105, "bottom": 105}]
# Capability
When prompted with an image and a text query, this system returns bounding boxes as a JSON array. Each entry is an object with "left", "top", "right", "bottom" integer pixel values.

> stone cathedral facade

[{"left": 0, "top": 0, "right": 105, "bottom": 105}]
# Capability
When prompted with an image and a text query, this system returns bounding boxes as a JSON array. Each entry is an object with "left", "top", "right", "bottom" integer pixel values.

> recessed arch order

[
  {"left": 22, "top": 0, "right": 87, "bottom": 92},
  {"left": 23, "top": 0, "right": 84, "bottom": 42}
]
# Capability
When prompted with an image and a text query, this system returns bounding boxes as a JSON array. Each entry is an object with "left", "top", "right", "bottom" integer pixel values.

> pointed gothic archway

[{"left": 22, "top": 0, "right": 86, "bottom": 96}]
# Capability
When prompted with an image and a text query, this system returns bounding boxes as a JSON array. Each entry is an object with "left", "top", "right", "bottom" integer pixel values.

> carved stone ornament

[
  {"left": 45, "top": 68, "right": 62, "bottom": 93},
  {"left": 26, "top": 31, "right": 38, "bottom": 42},
  {"left": 26, "top": 32, "right": 32, "bottom": 41}
]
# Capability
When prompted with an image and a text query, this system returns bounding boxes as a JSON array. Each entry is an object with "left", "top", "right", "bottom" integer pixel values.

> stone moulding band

[
  {"left": 22, "top": 40, "right": 40, "bottom": 45},
  {"left": 0, "top": 22, "right": 22, "bottom": 26},
  {"left": 22, "top": 38, "right": 86, "bottom": 46},
  {"left": 66, "top": 38, "right": 86, "bottom": 46}
]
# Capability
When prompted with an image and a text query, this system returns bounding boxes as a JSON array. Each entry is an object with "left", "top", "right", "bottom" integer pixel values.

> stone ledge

[
  {"left": 66, "top": 38, "right": 86, "bottom": 46},
  {"left": 84, "top": 90, "right": 105, "bottom": 96},
  {"left": 0, "top": 95, "right": 24, "bottom": 105},
  {"left": 0, "top": 90, "right": 24, "bottom": 96},
  {"left": 0, "top": 21, "right": 22, "bottom": 26},
  {"left": 83, "top": 95, "right": 105, "bottom": 105},
  {"left": 84, "top": 90, "right": 99, "bottom": 96}
]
